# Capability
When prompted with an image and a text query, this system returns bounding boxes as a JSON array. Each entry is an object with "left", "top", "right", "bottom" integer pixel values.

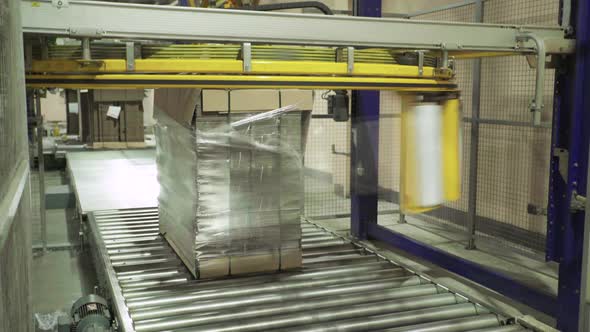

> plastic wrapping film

[
  {"left": 156, "top": 104, "right": 310, "bottom": 278},
  {"left": 401, "top": 99, "right": 462, "bottom": 214}
]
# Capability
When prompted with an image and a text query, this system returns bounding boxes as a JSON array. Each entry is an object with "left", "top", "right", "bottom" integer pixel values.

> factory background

[{"left": 1, "top": 0, "right": 587, "bottom": 331}]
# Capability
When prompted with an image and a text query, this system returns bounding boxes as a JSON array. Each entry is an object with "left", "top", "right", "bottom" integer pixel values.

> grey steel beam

[
  {"left": 579, "top": 125, "right": 590, "bottom": 331},
  {"left": 465, "top": 0, "right": 483, "bottom": 250},
  {"left": 20, "top": 0, "right": 569, "bottom": 53},
  {"left": 35, "top": 92, "right": 47, "bottom": 253}
]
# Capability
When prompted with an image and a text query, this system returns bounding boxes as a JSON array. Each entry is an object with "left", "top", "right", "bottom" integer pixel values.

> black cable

[{"left": 238, "top": 1, "right": 334, "bottom": 15}]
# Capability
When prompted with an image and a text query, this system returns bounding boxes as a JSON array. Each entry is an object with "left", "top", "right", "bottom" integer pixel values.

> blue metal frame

[
  {"left": 549, "top": 0, "right": 590, "bottom": 330},
  {"left": 367, "top": 223, "right": 557, "bottom": 316},
  {"left": 350, "top": 1, "right": 590, "bottom": 329},
  {"left": 350, "top": 0, "right": 381, "bottom": 240}
]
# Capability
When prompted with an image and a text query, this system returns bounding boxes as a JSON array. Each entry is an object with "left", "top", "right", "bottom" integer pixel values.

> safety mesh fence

[
  {"left": 301, "top": 1, "right": 557, "bottom": 254},
  {"left": 379, "top": 4, "right": 475, "bottom": 231},
  {"left": 303, "top": 91, "right": 398, "bottom": 219},
  {"left": 0, "top": 0, "right": 34, "bottom": 331},
  {"left": 474, "top": 0, "right": 557, "bottom": 252},
  {"left": 392, "top": 0, "right": 558, "bottom": 253}
]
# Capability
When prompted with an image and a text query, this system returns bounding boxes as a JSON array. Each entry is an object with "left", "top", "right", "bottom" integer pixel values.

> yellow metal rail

[
  {"left": 29, "top": 59, "right": 451, "bottom": 79},
  {"left": 26, "top": 74, "right": 457, "bottom": 91}
]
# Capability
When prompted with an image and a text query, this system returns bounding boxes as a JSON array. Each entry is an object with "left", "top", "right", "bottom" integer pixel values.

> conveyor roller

[{"left": 87, "top": 208, "right": 528, "bottom": 332}]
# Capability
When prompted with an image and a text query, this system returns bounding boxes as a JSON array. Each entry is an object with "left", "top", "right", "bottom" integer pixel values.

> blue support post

[
  {"left": 350, "top": 0, "right": 381, "bottom": 240},
  {"left": 547, "top": 0, "right": 590, "bottom": 330}
]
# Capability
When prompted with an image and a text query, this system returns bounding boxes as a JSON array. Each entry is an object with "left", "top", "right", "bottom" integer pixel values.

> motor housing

[{"left": 69, "top": 294, "right": 112, "bottom": 332}]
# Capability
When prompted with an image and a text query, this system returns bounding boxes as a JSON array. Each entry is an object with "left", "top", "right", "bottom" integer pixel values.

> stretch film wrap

[
  {"left": 155, "top": 104, "right": 309, "bottom": 278},
  {"left": 401, "top": 99, "right": 462, "bottom": 214}
]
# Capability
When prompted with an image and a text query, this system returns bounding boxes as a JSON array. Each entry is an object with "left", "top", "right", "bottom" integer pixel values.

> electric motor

[{"left": 70, "top": 294, "right": 112, "bottom": 332}]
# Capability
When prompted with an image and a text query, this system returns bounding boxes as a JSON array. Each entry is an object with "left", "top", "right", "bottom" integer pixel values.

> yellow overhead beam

[
  {"left": 26, "top": 74, "right": 458, "bottom": 91},
  {"left": 29, "top": 59, "right": 452, "bottom": 79}
]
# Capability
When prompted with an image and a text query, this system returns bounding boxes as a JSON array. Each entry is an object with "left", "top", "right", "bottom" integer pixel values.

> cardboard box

[
  {"left": 155, "top": 91, "right": 309, "bottom": 278},
  {"left": 202, "top": 90, "right": 229, "bottom": 113},
  {"left": 230, "top": 90, "right": 280, "bottom": 112},
  {"left": 281, "top": 90, "right": 314, "bottom": 110},
  {"left": 88, "top": 97, "right": 144, "bottom": 144},
  {"left": 93, "top": 89, "right": 145, "bottom": 102}
]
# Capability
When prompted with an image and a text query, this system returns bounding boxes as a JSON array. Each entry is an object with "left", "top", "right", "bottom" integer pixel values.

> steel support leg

[
  {"left": 465, "top": 0, "right": 484, "bottom": 250},
  {"left": 35, "top": 91, "right": 47, "bottom": 253},
  {"left": 547, "top": 0, "right": 590, "bottom": 330},
  {"left": 350, "top": 0, "right": 381, "bottom": 240}
]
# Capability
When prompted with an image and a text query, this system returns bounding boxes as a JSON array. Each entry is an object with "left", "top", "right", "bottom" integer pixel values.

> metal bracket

[
  {"left": 514, "top": 315, "right": 560, "bottom": 332},
  {"left": 526, "top": 53, "right": 561, "bottom": 70},
  {"left": 40, "top": 37, "right": 49, "bottom": 60},
  {"left": 52, "top": 0, "right": 68, "bottom": 8},
  {"left": 527, "top": 203, "right": 548, "bottom": 216},
  {"left": 440, "top": 50, "right": 449, "bottom": 69},
  {"left": 416, "top": 50, "right": 425, "bottom": 76},
  {"left": 440, "top": 42, "right": 462, "bottom": 51},
  {"left": 517, "top": 33, "right": 546, "bottom": 125},
  {"left": 544, "top": 38, "right": 575, "bottom": 54},
  {"left": 77, "top": 60, "right": 104, "bottom": 69},
  {"left": 242, "top": 42, "right": 252, "bottom": 72},
  {"left": 67, "top": 27, "right": 105, "bottom": 38},
  {"left": 24, "top": 43, "right": 33, "bottom": 71},
  {"left": 554, "top": 148, "right": 569, "bottom": 182},
  {"left": 572, "top": 191, "right": 586, "bottom": 212},
  {"left": 81, "top": 37, "right": 91, "bottom": 61},
  {"left": 347, "top": 47, "right": 354, "bottom": 75},
  {"left": 561, "top": 0, "right": 573, "bottom": 36},
  {"left": 331, "top": 144, "right": 350, "bottom": 157},
  {"left": 125, "top": 42, "right": 136, "bottom": 71}
]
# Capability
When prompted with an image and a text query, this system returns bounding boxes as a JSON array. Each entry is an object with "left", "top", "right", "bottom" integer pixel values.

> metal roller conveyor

[{"left": 87, "top": 208, "right": 529, "bottom": 332}]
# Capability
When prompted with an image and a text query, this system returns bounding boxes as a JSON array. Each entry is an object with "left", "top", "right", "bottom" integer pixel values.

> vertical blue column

[
  {"left": 350, "top": 0, "right": 381, "bottom": 239},
  {"left": 547, "top": 0, "right": 590, "bottom": 330}
]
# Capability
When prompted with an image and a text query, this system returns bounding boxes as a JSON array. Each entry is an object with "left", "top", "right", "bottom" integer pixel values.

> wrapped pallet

[{"left": 154, "top": 89, "right": 310, "bottom": 278}]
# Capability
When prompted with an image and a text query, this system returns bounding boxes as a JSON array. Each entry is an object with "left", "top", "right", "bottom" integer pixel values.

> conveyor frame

[
  {"left": 20, "top": 0, "right": 569, "bottom": 54},
  {"left": 86, "top": 207, "right": 529, "bottom": 332}
]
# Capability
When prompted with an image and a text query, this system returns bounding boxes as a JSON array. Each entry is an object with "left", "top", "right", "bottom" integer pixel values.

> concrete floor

[{"left": 31, "top": 171, "right": 97, "bottom": 331}]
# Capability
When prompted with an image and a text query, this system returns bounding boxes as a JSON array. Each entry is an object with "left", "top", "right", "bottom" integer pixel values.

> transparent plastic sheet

[
  {"left": 34, "top": 311, "right": 67, "bottom": 331},
  {"left": 155, "top": 104, "right": 310, "bottom": 278}
]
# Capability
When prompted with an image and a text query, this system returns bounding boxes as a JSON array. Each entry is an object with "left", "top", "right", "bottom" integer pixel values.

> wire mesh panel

[
  {"left": 0, "top": 0, "right": 33, "bottom": 330},
  {"left": 303, "top": 1, "right": 558, "bottom": 254},
  {"left": 395, "top": 0, "right": 559, "bottom": 253},
  {"left": 303, "top": 91, "right": 351, "bottom": 218},
  {"left": 304, "top": 91, "right": 397, "bottom": 219},
  {"left": 392, "top": 3, "right": 477, "bottom": 232},
  {"left": 0, "top": 1, "right": 28, "bottom": 200},
  {"left": 474, "top": 0, "right": 558, "bottom": 252},
  {"left": 378, "top": 91, "right": 401, "bottom": 206},
  {"left": 483, "top": 0, "right": 559, "bottom": 25}
]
